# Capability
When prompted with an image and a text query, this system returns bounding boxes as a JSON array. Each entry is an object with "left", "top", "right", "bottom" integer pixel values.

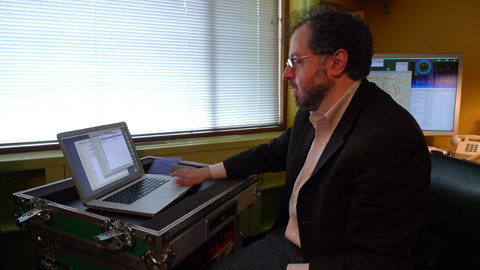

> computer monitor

[{"left": 368, "top": 53, "right": 463, "bottom": 136}]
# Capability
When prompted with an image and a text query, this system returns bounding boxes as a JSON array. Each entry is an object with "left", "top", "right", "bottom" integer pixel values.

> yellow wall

[{"left": 358, "top": 0, "right": 480, "bottom": 150}]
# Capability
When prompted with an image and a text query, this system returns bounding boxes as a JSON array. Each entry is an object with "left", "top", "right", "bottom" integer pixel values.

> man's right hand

[{"left": 171, "top": 167, "right": 212, "bottom": 186}]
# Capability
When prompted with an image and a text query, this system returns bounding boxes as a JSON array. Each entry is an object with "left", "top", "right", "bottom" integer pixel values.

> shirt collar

[{"left": 309, "top": 80, "right": 361, "bottom": 130}]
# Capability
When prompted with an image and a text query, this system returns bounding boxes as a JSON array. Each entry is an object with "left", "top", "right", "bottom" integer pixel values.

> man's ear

[{"left": 330, "top": 49, "right": 348, "bottom": 77}]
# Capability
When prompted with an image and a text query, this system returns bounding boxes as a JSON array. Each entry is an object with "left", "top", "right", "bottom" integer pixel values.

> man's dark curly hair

[{"left": 288, "top": 1, "right": 373, "bottom": 80}]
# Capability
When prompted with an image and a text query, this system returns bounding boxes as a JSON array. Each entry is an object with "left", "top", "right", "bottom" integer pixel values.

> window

[{"left": 0, "top": 0, "right": 284, "bottom": 151}]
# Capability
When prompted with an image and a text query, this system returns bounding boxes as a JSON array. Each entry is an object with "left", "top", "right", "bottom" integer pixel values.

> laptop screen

[{"left": 59, "top": 123, "right": 144, "bottom": 201}]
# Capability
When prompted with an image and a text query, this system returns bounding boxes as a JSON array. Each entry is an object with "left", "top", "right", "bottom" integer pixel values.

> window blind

[{"left": 0, "top": 0, "right": 282, "bottom": 147}]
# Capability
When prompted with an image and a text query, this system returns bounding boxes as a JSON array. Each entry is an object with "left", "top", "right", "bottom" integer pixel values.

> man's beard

[{"left": 294, "top": 77, "right": 333, "bottom": 111}]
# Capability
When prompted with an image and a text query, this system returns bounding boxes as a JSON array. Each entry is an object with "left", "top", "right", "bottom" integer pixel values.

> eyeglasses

[{"left": 286, "top": 54, "right": 315, "bottom": 68}]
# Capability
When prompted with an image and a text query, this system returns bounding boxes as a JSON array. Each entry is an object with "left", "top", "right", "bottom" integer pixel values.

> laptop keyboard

[{"left": 104, "top": 177, "right": 168, "bottom": 205}]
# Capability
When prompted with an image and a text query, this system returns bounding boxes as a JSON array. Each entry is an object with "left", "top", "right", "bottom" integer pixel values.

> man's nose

[{"left": 283, "top": 66, "right": 294, "bottom": 81}]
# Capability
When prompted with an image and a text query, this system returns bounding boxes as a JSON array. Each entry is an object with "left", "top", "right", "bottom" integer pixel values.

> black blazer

[{"left": 224, "top": 79, "right": 431, "bottom": 269}]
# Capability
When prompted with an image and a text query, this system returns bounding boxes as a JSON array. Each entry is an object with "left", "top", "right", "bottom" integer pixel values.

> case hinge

[
  {"left": 141, "top": 248, "right": 177, "bottom": 270},
  {"left": 94, "top": 219, "right": 136, "bottom": 251}
]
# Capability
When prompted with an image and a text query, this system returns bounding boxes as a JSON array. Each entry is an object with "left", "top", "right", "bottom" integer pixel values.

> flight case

[{"left": 12, "top": 157, "right": 259, "bottom": 269}]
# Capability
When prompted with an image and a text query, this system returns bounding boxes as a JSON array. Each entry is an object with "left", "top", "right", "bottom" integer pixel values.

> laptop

[{"left": 57, "top": 122, "right": 192, "bottom": 217}]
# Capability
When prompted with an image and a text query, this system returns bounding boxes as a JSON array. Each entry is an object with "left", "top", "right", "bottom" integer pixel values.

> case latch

[
  {"left": 16, "top": 199, "right": 52, "bottom": 228},
  {"left": 94, "top": 219, "right": 136, "bottom": 251}
]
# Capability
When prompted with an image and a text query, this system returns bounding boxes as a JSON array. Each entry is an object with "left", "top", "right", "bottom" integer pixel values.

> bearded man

[{"left": 172, "top": 2, "right": 431, "bottom": 269}]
